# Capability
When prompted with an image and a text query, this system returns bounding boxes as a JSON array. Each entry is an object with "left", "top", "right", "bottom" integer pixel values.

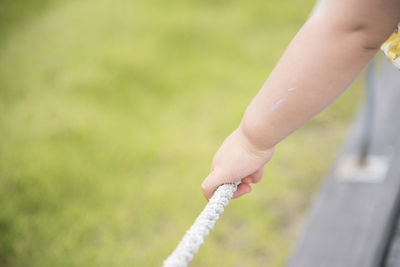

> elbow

[
  {"left": 349, "top": 22, "right": 396, "bottom": 52},
  {"left": 316, "top": 7, "right": 399, "bottom": 52}
]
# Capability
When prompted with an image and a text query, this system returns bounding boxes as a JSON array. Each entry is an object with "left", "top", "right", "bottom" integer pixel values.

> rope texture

[{"left": 163, "top": 180, "right": 241, "bottom": 267}]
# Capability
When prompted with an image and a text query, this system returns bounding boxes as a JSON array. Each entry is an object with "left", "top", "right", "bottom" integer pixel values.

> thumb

[{"left": 201, "top": 170, "right": 233, "bottom": 200}]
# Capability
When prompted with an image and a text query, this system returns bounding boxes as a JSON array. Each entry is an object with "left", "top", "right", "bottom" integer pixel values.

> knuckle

[{"left": 254, "top": 176, "right": 262, "bottom": 183}]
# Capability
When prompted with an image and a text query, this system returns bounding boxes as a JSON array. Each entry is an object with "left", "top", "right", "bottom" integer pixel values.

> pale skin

[{"left": 201, "top": 0, "right": 400, "bottom": 200}]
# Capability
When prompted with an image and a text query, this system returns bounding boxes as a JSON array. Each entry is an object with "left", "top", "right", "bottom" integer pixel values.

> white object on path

[{"left": 163, "top": 180, "right": 241, "bottom": 267}]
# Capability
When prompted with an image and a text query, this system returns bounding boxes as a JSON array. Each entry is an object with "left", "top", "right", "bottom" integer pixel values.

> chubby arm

[
  {"left": 201, "top": 0, "right": 400, "bottom": 200},
  {"left": 241, "top": 0, "right": 400, "bottom": 150}
]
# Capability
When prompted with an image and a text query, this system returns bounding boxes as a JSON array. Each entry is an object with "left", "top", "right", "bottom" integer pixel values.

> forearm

[
  {"left": 201, "top": 0, "right": 400, "bottom": 200},
  {"left": 240, "top": 3, "right": 400, "bottom": 150}
]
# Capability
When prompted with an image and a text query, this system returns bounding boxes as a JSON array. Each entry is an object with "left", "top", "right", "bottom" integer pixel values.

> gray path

[{"left": 287, "top": 57, "right": 400, "bottom": 267}]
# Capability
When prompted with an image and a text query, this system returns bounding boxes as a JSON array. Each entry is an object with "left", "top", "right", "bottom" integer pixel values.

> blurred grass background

[{"left": 0, "top": 0, "right": 363, "bottom": 266}]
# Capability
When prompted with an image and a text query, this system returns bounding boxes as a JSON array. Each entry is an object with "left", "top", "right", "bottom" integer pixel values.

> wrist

[{"left": 237, "top": 124, "right": 275, "bottom": 156}]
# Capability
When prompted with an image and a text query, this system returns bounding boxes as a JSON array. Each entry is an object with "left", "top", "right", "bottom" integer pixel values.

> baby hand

[{"left": 201, "top": 127, "right": 274, "bottom": 200}]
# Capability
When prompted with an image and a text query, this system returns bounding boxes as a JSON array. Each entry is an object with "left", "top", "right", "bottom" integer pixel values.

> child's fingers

[
  {"left": 242, "top": 177, "right": 251, "bottom": 183},
  {"left": 201, "top": 170, "right": 232, "bottom": 200},
  {"left": 242, "top": 168, "right": 264, "bottom": 184},
  {"left": 232, "top": 183, "right": 251, "bottom": 198},
  {"left": 202, "top": 169, "right": 260, "bottom": 200}
]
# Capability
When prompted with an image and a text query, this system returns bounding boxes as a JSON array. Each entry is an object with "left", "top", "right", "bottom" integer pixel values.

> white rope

[{"left": 163, "top": 180, "right": 241, "bottom": 267}]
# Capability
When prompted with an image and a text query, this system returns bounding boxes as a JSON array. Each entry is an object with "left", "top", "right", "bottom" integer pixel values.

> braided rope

[{"left": 163, "top": 180, "right": 241, "bottom": 267}]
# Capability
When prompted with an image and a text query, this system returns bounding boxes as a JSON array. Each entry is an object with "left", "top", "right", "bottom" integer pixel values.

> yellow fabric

[{"left": 381, "top": 23, "right": 400, "bottom": 68}]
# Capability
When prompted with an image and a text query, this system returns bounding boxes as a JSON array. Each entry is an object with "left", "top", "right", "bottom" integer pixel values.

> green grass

[{"left": 0, "top": 0, "right": 363, "bottom": 266}]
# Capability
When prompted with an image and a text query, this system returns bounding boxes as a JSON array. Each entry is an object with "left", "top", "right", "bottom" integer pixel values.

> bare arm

[
  {"left": 201, "top": 0, "right": 400, "bottom": 200},
  {"left": 241, "top": 0, "right": 400, "bottom": 150}
]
